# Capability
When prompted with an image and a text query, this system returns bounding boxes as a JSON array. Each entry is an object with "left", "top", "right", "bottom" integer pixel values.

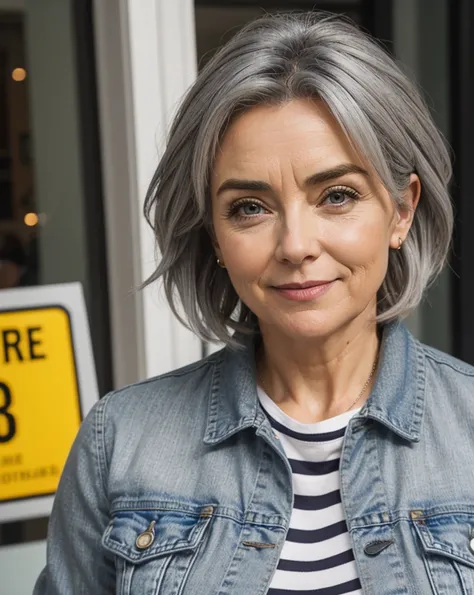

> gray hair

[{"left": 143, "top": 11, "right": 453, "bottom": 346}]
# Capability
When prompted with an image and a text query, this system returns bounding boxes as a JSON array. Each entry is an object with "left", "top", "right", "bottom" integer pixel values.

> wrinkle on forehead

[{"left": 212, "top": 98, "right": 368, "bottom": 195}]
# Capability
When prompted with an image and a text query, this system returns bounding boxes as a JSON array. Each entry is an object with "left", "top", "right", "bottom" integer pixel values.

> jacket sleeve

[{"left": 33, "top": 394, "right": 115, "bottom": 594}]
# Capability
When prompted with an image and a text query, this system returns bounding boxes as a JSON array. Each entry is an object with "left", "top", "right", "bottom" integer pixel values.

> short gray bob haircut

[{"left": 143, "top": 11, "right": 453, "bottom": 346}]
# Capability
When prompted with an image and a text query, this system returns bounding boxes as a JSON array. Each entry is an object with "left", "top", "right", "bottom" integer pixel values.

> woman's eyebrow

[
  {"left": 216, "top": 163, "right": 370, "bottom": 197},
  {"left": 216, "top": 179, "right": 272, "bottom": 197},
  {"left": 304, "top": 163, "right": 370, "bottom": 185}
]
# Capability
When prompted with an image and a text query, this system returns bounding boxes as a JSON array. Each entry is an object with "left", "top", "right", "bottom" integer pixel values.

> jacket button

[
  {"left": 364, "top": 539, "right": 394, "bottom": 556},
  {"left": 136, "top": 521, "right": 156, "bottom": 549},
  {"left": 469, "top": 530, "right": 474, "bottom": 555}
]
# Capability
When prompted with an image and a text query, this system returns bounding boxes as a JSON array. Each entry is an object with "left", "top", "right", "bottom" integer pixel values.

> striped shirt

[{"left": 257, "top": 387, "right": 363, "bottom": 595}]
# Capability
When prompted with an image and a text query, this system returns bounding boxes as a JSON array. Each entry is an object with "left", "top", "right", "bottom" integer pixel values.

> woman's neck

[{"left": 256, "top": 319, "right": 380, "bottom": 423}]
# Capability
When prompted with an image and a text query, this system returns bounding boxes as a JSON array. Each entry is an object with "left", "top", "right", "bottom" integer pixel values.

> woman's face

[{"left": 211, "top": 99, "right": 419, "bottom": 340}]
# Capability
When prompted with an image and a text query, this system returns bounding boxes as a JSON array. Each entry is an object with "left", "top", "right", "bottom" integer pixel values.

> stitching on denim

[
  {"left": 411, "top": 507, "right": 474, "bottom": 519},
  {"left": 109, "top": 510, "right": 285, "bottom": 528},
  {"left": 94, "top": 395, "right": 110, "bottom": 496},
  {"left": 107, "top": 500, "right": 287, "bottom": 527},
  {"left": 415, "top": 533, "right": 440, "bottom": 595},
  {"left": 215, "top": 438, "right": 269, "bottom": 594},
  {"left": 109, "top": 352, "right": 220, "bottom": 399},
  {"left": 411, "top": 337, "right": 427, "bottom": 437},
  {"left": 423, "top": 345, "right": 474, "bottom": 377},
  {"left": 250, "top": 429, "right": 291, "bottom": 594},
  {"left": 453, "top": 560, "right": 469, "bottom": 593},
  {"left": 351, "top": 507, "right": 474, "bottom": 528},
  {"left": 204, "top": 351, "right": 222, "bottom": 438},
  {"left": 152, "top": 554, "right": 172, "bottom": 593},
  {"left": 177, "top": 521, "right": 213, "bottom": 595}
]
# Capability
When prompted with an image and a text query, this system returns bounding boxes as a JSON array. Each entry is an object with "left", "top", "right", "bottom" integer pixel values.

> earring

[
  {"left": 398, "top": 237, "right": 403, "bottom": 250},
  {"left": 217, "top": 258, "right": 226, "bottom": 268}
]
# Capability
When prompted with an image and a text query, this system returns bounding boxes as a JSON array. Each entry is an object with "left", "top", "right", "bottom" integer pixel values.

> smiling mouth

[
  {"left": 274, "top": 280, "right": 334, "bottom": 289},
  {"left": 272, "top": 280, "right": 336, "bottom": 302}
]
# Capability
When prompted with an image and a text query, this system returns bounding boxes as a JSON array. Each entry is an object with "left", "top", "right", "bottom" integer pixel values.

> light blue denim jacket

[{"left": 34, "top": 321, "right": 474, "bottom": 594}]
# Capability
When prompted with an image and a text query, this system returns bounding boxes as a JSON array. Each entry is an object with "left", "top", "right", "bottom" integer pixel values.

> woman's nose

[{"left": 274, "top": 208, "right": 322, "bottom": 265}]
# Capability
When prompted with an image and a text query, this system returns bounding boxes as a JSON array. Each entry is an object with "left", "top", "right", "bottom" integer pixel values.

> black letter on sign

[
  {"left": 28, "top": 327, "right": 46, "bottom": 360},
  {"left": 0, "top": 382, "right": 16, "bottom": 443},
  {"left": 2, "top": 329, "right": 23, "bottom": 363}
]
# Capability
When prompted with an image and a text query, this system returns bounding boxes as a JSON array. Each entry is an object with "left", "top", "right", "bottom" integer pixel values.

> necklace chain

[
  {"left": 259, "top": 353, "right": 379, "bottom": 415},
  {"left": 344, "top": 355, "right": 379, "bottom": 413}
]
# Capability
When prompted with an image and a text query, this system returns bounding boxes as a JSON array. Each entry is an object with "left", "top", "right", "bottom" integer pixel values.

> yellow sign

[{"left": 0, "top": 306, "right": 82, "bottom": 503}]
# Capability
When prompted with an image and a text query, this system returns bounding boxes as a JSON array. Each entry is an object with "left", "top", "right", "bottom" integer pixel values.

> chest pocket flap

[
  {"left": 102, "top": 503, "right": 214, "bottom": 565},
  {"left": 412, "top": 510, "right": 474, "bottom": 568}
]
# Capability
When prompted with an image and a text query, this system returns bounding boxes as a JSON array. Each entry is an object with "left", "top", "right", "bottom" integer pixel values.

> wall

[
  {"left": 0, "top": 0, "right": 23, "bottom": 9},
  {"left": 393, "top": 0, "right": 451, "bottom": 352}
]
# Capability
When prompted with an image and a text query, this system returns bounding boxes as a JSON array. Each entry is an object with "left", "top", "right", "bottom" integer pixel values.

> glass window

[{"left": 0, "top": 0, "right": 111, "bottom": 552}]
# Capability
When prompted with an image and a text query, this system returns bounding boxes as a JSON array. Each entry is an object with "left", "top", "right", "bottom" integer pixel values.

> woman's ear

[{"left": 390, "top": 173, "right": 421, "bottom": 249}]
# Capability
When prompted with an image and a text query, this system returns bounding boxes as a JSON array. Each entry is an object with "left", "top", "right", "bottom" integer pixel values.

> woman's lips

[{"left": 272, "top": 280, "right": 336, "bottom": 301}]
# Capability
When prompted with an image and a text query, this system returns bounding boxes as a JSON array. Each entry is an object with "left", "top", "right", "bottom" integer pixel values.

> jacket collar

[
  {"left": 359, "top": 320, "right": 426, "bottom": 442},
  {"left": 203, "top": 331, "right": 261, "bottom": 445},
  {"left": 203, "top": 320, "right": 426, "bottom": 445}
]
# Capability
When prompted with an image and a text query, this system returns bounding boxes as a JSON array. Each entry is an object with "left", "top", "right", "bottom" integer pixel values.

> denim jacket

[{"left": 34, "top": 320, "right": 474, "bottom": 594}]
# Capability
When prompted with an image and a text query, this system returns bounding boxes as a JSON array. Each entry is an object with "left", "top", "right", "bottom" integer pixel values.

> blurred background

[{"left": 0, "top": 0, "right": 472, "bottom": 591}]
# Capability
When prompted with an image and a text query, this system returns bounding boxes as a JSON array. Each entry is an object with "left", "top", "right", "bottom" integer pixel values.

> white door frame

[{"left": 93, "top": 0, "right": 202, "bottom": 387}]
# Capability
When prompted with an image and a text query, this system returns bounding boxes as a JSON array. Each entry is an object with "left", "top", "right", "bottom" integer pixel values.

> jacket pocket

[
  {"left": 102, "top": 502, "right": 214, "bottom": 595},
  {"left": 411, "top": 508, "right": 474, "bottom": 594}
]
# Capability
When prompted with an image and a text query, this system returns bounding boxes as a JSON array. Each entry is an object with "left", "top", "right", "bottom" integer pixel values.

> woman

[{"left": 35, "top": 11, "right": 474, "bottom": 595}]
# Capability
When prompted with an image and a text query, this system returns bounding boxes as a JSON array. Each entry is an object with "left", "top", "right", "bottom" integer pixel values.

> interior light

[
  {"left": 24, "top": 212, "right": 38, "bottom": 227},
  {"left": 12, "top": 68, "right": 27, "bottom": 82}
]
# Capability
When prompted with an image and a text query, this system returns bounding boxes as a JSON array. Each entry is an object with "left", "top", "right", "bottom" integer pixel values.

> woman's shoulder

[
  {"left": 101, "top": 349, "right": 224, "bottom": 422},
  {"left": 420, "top": 341, "right": 474, "bottom": 378},
  {"left": 418, "top": 340, "right": 474, "bottom": 402},
  {"left": 75, "top": 349, "right": 228, "bottom": 467}
]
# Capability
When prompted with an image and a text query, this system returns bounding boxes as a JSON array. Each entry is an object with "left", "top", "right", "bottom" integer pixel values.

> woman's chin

[{"left": 260, "top": 309, "right": 344, "bottom": 340}]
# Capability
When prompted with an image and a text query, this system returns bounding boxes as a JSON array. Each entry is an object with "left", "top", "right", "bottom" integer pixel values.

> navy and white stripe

[{"left": 257, "top": 387, "right": 362, "bottom": 595}]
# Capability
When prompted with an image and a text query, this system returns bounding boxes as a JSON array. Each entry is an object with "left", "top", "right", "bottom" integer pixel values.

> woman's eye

[
  {"left": 229, "top": 201, "right": 267, "bottom": 219},
  {"left": 327, "top": 191, "right": 347, "bottom": 205},
  {"left": 241, "top": 203, "right": 264, "bottom": 216},
  {"left": 321, "top": 188, "right": 359, "bottom": 208}
]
